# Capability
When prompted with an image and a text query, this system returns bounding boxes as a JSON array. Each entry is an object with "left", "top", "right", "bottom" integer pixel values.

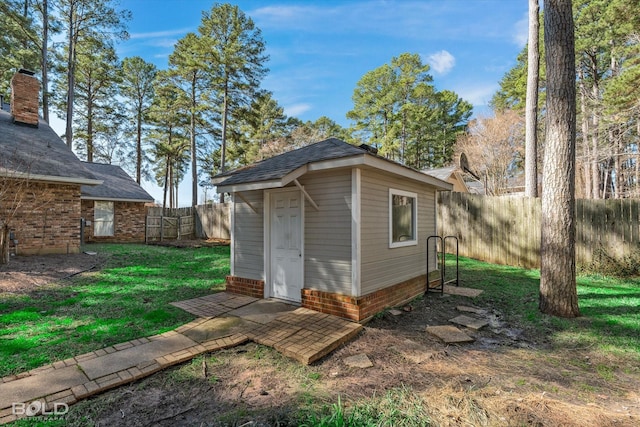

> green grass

[
  {"left": 298, "top": 388, "right": 432, "bottom": 427},
  {"left": 0, "top": 243, "right": 229, "bottom": 377},
  {"left": 455, "top": 255, "right": 640, "bottom": 358},
  {"left": 1, "top": 245, "right": 638, "bottom": 381}
]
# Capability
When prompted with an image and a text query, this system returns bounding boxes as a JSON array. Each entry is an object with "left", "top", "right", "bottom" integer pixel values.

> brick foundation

[
  {"left": 81, "top": 201, "right": 148, "bottom": 243},
  {"left": 302, "top": 274, "right": 428, "bottom": 322},
  {"left": 225, "top": 275, "right": 264, "bottom": 299}
]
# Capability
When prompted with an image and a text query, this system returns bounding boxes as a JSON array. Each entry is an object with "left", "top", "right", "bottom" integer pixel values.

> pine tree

[
  {"left": 540, "top": 0, "right": 579, "bottom": 318},
  {"left": 120, "top": 56, "right": 157, "bottom": 184}
]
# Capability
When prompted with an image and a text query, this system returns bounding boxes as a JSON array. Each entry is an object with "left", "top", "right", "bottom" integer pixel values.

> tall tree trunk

[
  {"left": 579, "top": 70, "right": 591, "bottom": 198},
  {"left": 590, "top": 60, "right": 600, "bottom": 199},
  {"left": 136, "top": 108, "right": 142, "bottom": 183},
  {"left": 190, "top": 74, "right": 197, "bottom": 207},
  {"left": 540, "top": 0, "right": 579, "bottom": 318},
  {"left": 163, "top": 155, "right": 169, "bottom": 209},
  {"left": 219, "top": 81, "right": 229, "bottom": 204},
  {"left": 637, "top": 120, "right": 640, "bottom": 197},
  {"left": 169, "top": 161, "right": 174, "bottom": 209},
  {"left": 65, "top": 6, "right": 76, "bottom": 147},
  {"left": 525, "top": 0, "right": 540, "bottom": 197},
  {"left": 87, "top": 89, "right": 93, "bottom": 162},
  {"left": 613, "top": 130, "right": 621, "bottom": 198},
  {"left": 41, "top": 0, "right": 49, "bottom": 123}
]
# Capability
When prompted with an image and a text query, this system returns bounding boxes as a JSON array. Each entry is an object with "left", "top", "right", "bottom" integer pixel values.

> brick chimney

[{"left": 10, "top": 69, "right": 40, "bottom": 127}]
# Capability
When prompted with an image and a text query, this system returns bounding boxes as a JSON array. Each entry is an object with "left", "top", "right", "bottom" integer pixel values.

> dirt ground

[
  {"left": 147, "top": 238, "right": 230, "bottom": 249},
  {"left": 0, "top": 252, "right": 105, "bottom": 294},
  {"left": 2, "top": 246, "right": 639, "bottom": 426}
]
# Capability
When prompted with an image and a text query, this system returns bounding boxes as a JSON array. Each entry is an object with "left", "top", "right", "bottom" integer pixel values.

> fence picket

[
  {"left": 437, "top": 193, "right": 640, "bottom": 269},
  {"left": 146, "top": 203, "right": 231, "bottom": 242}
]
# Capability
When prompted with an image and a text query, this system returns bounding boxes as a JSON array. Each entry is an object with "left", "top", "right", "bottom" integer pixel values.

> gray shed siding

[
  {"left": 233, "top": 190, "right": 264, "bottom": 280},
  {"left": 360, "top": 169, "right": 436, "bottom": 295},
  {"left": 298, "top": 169, "right": 352, "bottom": 294}
]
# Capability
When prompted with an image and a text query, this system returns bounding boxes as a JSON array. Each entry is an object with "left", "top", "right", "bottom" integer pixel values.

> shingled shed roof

[
  {"left": 213, "top": 138, "right": 453, "bottom": 193},
  {"left": 81, "top": 162, "right": 154, "bottom": 202},
  {"left": 0, "top": 104, "right": 100, "bottom": 185}
]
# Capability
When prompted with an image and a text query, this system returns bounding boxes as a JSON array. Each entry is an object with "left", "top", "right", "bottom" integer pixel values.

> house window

[
  {"left": 389, "top": 189, "right": 417, "bottom": 248},
  {"left": 94, "top": 201, "right": 114, "bottom": 236}
]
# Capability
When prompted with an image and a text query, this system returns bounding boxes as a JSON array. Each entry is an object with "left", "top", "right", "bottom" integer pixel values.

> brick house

[
  {"left": 212, "top": 138, "right": 453, "bottom": 322},
  {"left": 80, "top": 162, "right": 154, "bottom": 243},
  {"left": 0, "top": 69, "right": 153, "bottom": 255},
  {"left": 0, "top": 70, "right": 101, "bottom": 255}
]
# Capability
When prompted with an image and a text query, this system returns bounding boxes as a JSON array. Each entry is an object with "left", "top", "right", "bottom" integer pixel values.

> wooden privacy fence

[
  {"left": 145, "top": 203, "right": 230, "bottom": 242},
  {"left": 194, "top": 203, "right": 231, "bottom": 239},
  {"left": 437, "top": 192, "right": 640, "bottom": 269}
]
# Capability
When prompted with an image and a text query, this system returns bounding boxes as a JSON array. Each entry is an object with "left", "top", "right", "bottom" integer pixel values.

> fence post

[{"left": 160, "top": 215, "right": 164, "bottom": 242}]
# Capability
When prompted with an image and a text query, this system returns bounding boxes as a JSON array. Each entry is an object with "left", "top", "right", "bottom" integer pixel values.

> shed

[
  {"left": 213, "top": 138, "right": 452, "bottom": 322},
  {"left": 80, "top": 163, "right": 154, "bottom": 243}
]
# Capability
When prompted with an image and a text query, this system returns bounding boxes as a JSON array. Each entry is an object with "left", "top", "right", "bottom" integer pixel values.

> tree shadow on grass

[{"left": 0, "top": 244, "right": 231, "bottom": 376}]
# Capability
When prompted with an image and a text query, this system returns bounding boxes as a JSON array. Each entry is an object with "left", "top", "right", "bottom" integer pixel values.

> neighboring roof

[
  {"left": 465, "top": 181, "right": 485, "bottom": 194},
  {"left": 0, "top": 104, "right": 101, "bottom": 185},
  {"left": 80, "top": 162, "right": 154, "bottom": 202},
  {"left": 423, "top": 166, "right": 457, "bottom": 181},
  {"left": 213, "top": 138, "right": 453, "bottom": 193},
  {"left": 423, "top": 165, "right": 470, "bottom": 193}
]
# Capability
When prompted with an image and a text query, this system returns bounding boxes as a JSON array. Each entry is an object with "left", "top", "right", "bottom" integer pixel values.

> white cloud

[
  {"left": 513, "top": 12, "right": 529, "bottom": 47},
  {"left": 285, "top": 103, "right": 312, "bottom": 117},
  {"left": 456, "top": 83, "right": 499, "bottom": 108},
  {"left": 427, "top": 50, "right": 456, "bottom": 75}
]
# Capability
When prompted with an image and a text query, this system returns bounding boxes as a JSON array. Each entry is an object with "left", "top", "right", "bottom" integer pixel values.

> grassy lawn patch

[
  {"left": 4, "top": 249, "right": 637, "bottom": 426},
  {"left": 457, "top": 255, "right": 640, "bottom": 358},
  {"left": 0, "top": 244, "right": 229, "bottom": 377}
]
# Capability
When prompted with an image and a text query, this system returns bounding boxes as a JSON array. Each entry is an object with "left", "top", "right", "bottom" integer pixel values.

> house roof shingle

[
  {"left": 0, "top": 105, "right": 100, "bottom": 185},
  {"left": 214, "top": 138, "right": 365, "bottom": 186},
  {"left": 213, "top": 138, "right": 453, "bottom": 192},
  {"left": 80, "top": 162, "right": 154, "bottom": 202}
]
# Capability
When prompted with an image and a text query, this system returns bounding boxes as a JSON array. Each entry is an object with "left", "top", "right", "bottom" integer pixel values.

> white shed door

[{"left": 270, "top": 189, "right": 303, "bottom": 302}]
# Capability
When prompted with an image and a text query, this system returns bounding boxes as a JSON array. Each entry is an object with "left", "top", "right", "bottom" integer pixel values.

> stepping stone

[
  {"left": 426, "top": 325, "right": 474, "bottom": 344},
  {"left": 449, "top": 315, "right": 489, "bottom": 330},
  {"left": 456, "top": 305, "right": 486, "bottom": 315},
  {"left": 343, "top": 353, "right": 373, "bottom": 368},
  {"left": 389, "top": 309, "right": 403, "bottom": 316},
  {"left": 393, "top": 340, "right": 446, "bottom": 364},
  {"left": 443, "top": 285, "right": 483, "bottom": 297}
]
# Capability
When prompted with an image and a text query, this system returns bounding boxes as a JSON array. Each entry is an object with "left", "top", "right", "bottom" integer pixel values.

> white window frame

[
  {"left": 389, "top": 188, "right": 418, "bottom": 248},
  {"left": 94, "top": 201, "right": 114, "bottom": 237}
]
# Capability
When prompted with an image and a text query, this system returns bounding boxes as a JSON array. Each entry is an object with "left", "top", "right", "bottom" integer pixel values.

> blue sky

[{"left": 52, "top": 0, "right": 529, "bottom": 205}]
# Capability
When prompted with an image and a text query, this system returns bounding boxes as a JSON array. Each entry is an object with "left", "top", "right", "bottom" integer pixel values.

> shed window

[
  {"left": 94, "top": 201, "right": 114, "bottom": 236},
  {"left": 389, "top": 189, "right": 417, "bottom": 248}
]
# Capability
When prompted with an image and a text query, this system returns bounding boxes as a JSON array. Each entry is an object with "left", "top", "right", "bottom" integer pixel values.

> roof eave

[
  {"left": 0, "top": 169, "right": 102, "bottom": 186},
  {"left": 216, "top": 153, "right": 453, "bottom": 193},
  {"left": 216, "top": 164, "right": 309, "bottom": 193},
  {"left": 211, "top": 175, "right": 228, "bottom": 185},
  {"left": 80, "top": 196, "right": 154, "bottom": 203}
]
